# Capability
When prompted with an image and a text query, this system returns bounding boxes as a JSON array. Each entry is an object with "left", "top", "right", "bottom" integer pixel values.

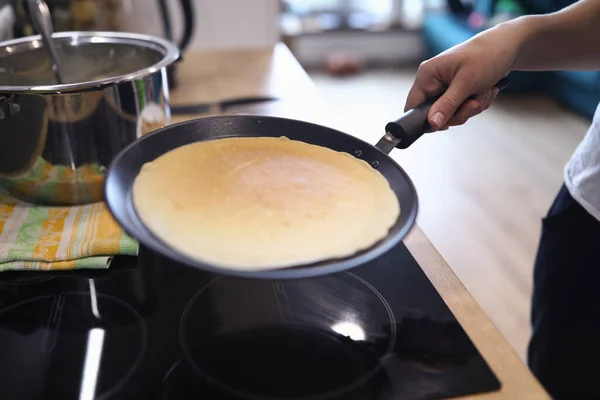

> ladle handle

[
  {"left": 28, "top": 0, "right": 65, "bottom": 84},
  {"left": 385, "top": 77, "right": 511, "bottom": 150}
]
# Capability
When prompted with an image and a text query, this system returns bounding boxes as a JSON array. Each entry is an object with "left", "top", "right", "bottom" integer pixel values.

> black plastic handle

[
  {"left": 171, "top": 96, "right": 278, "bottom": 115},
  {"left": 385, "top": 77, "right": 510, "bottom": 150}
]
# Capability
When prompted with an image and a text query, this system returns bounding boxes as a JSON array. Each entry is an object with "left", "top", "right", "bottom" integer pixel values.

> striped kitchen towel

[{"left": 0, "top": 190, "right": 138, "bottom": 271}]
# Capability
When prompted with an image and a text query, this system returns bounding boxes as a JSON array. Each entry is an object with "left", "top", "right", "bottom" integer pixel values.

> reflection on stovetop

[{"left": 0, "top": 243, "right": 500, "bottom": 400}]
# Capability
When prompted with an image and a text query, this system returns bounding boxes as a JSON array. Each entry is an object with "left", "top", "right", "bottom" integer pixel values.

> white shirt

[{"left": 564, "top": 102, "right": 600, "bottom": 221}]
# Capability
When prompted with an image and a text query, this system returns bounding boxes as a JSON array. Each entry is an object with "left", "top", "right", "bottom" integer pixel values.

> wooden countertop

[{"left": 169, "top": 43, "right": 549, "bottom": 399}]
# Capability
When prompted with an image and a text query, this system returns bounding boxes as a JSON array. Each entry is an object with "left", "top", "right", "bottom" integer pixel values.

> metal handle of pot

[
  {"left": 27, "top": 0, "right": 65, "bottom": 84},
  {"left": 382, "top": 77, "right": 511, "bottom": 151}
]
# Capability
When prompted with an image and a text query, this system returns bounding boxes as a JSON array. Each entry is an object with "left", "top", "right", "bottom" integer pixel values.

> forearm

[{"left": 507, "top": 0, "right": 600, "bottom": 71}]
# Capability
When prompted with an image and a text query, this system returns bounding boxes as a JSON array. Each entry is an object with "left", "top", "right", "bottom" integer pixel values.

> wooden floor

[{"left": 309, "top": 69, "right": 591, "bottom": 360}]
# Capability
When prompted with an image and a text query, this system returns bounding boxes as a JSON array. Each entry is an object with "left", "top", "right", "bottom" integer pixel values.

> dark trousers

[{"left": 528, "top": 184, "right": 600, "bottom": 399}]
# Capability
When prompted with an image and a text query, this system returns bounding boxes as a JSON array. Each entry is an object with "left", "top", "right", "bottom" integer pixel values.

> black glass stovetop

[{"left": 0, "top": 242, "right": 500, "bottom": 400}]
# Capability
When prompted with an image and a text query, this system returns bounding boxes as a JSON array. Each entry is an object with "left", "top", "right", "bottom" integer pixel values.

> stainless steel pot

[{"left": 0, "top": 31, "right": 179, "bottom": 205}]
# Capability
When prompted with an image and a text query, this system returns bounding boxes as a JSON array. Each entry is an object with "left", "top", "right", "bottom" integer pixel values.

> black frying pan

[{"left": 105, "top": 78, "right": 509, "bottom": 280}]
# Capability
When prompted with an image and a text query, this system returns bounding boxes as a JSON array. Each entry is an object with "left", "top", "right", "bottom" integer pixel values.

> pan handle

[{"left": 378, "top": 77, "right": 511, "bottom": 153}]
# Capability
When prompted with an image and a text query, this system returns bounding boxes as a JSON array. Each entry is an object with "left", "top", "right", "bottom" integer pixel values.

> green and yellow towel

[{"left": 0, "top": 190, "right": 138, "bottom": 271}]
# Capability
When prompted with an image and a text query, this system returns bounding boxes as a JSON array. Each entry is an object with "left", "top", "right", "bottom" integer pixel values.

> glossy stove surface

[{"left": 0, "top": 243, "right": 500, "bottom": 400}]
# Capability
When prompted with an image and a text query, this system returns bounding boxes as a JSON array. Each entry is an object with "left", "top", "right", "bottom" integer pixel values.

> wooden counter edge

[{"left": 404, "top": 226, "right": 549, "bottom": 399}]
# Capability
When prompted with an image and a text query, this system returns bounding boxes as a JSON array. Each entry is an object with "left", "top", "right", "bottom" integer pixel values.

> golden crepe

[{"left": 132, "top": 136, "right": 400, "bottom": 271}]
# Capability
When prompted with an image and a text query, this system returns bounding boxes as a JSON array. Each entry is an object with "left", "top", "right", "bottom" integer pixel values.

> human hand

[{"left": 405, "top": 25, "right": 521, "bottom": 131}]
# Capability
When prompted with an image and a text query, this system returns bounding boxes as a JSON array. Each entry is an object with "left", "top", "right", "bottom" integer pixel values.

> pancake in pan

[{"left": 132, "top": 136, "right": 400, "bottom": 270}]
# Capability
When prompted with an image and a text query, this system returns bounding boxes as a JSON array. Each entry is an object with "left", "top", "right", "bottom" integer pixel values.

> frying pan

[{"left": 105, "top": 78, "right": 510, "bottom": 280}]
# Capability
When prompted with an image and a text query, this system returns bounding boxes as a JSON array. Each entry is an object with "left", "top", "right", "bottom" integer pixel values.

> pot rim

[{"left": 0, "top": 31, "right": 180, "bottom": 94}]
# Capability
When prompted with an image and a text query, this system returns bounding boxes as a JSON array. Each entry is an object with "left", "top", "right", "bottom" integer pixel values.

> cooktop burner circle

[
  {"left": 179, "top": 271, "right": 396, "bottom": 400},
  {"left": 0, "top": 289, "right": 148, "bottom": 400}
]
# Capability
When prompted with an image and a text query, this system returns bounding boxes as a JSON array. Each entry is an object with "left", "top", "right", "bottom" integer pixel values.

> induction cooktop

[{"left": 0, "top": 242, "right": 501, "bottom": 400}]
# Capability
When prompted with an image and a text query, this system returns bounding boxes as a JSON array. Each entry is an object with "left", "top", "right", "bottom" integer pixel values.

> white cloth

[{"left": 564, "top": 102, "right": 600, "bottom": 221}]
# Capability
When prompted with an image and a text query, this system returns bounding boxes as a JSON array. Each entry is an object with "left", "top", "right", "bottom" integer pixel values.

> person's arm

[
  {"left": 404, "top": 0, "right": 600, "bottom": 130},
  {"left": 509, "top": 0, "right": 600, "bottom": 71}
]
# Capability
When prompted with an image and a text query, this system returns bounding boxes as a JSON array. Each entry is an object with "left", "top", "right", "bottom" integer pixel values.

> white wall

[
  {"left": 122, "top": 0, "right": 280, "bottom": 51},
  {"left": 292, "top": 31, "right": 424, "bottom": 68}
]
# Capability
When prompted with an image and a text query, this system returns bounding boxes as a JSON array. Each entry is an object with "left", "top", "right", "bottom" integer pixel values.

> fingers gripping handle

[{"left": 385, "top": 77, "right": 511, "bottom": 150}]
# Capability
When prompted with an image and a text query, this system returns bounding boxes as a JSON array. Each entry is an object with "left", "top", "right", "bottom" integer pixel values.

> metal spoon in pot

[{"left": 27, "top": 0, "right": 65, "bottom": 84}]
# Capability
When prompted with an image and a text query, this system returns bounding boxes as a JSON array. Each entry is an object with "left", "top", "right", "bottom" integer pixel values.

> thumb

[{"left": 428, "top": 75, "right": 476, "bottom": 129}]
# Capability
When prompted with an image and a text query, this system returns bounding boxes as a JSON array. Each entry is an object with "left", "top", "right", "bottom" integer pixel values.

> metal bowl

[{"left": 0, "top": 31, "right": 179, "bottom": 205}]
